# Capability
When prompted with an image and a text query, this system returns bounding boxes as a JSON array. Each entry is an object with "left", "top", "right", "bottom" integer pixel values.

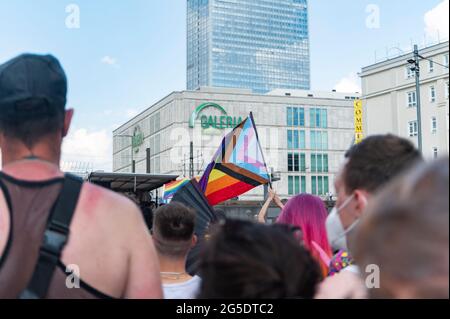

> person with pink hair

[{"left": 258, "top": 189, "right": 332, "bottom": 277}]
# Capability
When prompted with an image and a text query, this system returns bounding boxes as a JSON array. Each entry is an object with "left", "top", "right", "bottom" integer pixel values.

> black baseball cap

[{"left": 0, "top": 53, "right": 67, "bottom": 120}]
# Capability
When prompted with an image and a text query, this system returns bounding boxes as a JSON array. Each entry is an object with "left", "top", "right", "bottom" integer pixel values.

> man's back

[{"left": 0, "top": 161, "right": 162, "bottom": 299}]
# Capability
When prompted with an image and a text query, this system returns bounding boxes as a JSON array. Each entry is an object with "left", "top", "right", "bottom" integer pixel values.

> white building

[
  {"left": 113, "top": 87, "right": 358, "bottom": 201},
  {"left": 361, "top": 41, "right": 449, "bottom": 159}
]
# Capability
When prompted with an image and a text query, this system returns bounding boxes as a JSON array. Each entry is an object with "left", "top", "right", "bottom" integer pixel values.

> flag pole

[{"left": 249, "top": 112, "right": 272, "bottom": 188}]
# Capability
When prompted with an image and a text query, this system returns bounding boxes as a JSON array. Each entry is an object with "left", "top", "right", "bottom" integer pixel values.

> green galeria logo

[
  {"left": 189, "top": 102, "right": 243, "bottom": 129},
  {"left": 132, "top": 126, "right": 144, "bottom": 153}
]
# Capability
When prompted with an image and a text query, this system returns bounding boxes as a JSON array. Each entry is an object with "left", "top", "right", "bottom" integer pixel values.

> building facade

[
  {"left": 187, "top": 0, "right": 310, "bottom": 93},
  {"left": 113, "top": 87, "right": 357, "bottom": 201},
  {"left": 361, "top": 41, "right": 449, "bottom": 159}
]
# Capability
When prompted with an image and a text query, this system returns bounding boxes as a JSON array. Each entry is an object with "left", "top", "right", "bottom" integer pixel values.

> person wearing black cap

[{"left": 0, "top": 54, "right": 163, "bottom": 299}]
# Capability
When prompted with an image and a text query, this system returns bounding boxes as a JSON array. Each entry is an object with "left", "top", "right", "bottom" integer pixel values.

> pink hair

[{"left": 276, "top": 194, "right": 332, "bottom": 277}]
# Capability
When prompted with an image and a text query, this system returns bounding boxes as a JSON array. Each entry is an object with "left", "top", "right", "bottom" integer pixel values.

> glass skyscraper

[{"left": 187, "top": 0, "right": 310, "bottom": 93}]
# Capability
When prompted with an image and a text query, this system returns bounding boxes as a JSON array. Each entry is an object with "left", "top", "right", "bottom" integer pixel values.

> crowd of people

[{"left": 0, "top": 53, "right": 448, "bottom": 299}]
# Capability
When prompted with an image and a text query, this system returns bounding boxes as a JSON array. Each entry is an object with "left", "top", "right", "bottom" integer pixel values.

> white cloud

[
  {"left": 424, "top": 0, "right": 449, "bottom": 41},
  {"left": 62, "top": 128, "right": 112, "bottom": 172},
  {"left": 100, "top": 55, "right": 120, "bottom": 68},
  {"left": 333, "top": 72, "right": 361, "bottom": 93}
]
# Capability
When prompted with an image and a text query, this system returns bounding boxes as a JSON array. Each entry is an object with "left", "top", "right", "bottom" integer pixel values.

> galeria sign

[{"left": 189, "top": 102, "right": 243, "bottom": 129}]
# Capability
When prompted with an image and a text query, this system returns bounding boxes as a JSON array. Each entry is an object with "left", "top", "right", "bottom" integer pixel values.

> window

[
  {"left": 311, "top": 131, "right": 328, "bottom": 150},
  {"left": 288, "top": 153, "right": 305, "bottom": 172},
  {"left": 310, "top": 108, "right": 327, "bottom": 128},
  {"left": 310, "top": 109, "right": 316, "bottom": 128},
  {"left": 323, "top": 154, "right": 329, "bottom": 172},
  {"left": 287, "top": 130, "right": 305, "bottom": 149},
  {"left": 317, "top": 154, "right": 323, "bottom": 173},
  {"left": 287, "top": 107, "right": 305, "bottom": 127},
  {"left": 294, "top": 176, "right": 300, "bottom": 195},
  {"left": 320, "top": 132, "right": 329, "bottom": 150},
  {"left": 301, "top": 176, "right": 306, "bottom": 194},
  {"left": 429, "top": 60, "right": 434, "bottom": 73},
  {"left": 300, "top": 154, "right": 306, "bottom": 172},
  {"left": 299, "top": 131, "right": 306, "bottom": 149},
  {"left": 407, "top": 91, "right": 417, "bottom": 107},
  {"left": 430, "top": 86, "right": 436, "bottom": 103},
  {"left": 311, "top": 176, "right": 329, "bottom": 196},
  {"left": 293, "top": 108, "right": 299, "bottom": 126},
  {"left": 311, "top": 154, "right": 316, "bottom": 172},
  {"left": 431, "top": 117, "right": 437, "bottom": 134},
  {"left": 288, "top": 153, "right": 293, "bottom": 172},
  {"left": 288, "top": 175, "right": 306, "bottom": 195},
  {"left": 287, "top": 107, "right": 293, "bottom": 126},
  {"left": 406, "top": 66, "right": 415, "bottom": 79},
  {"left": 321, "top": 109, "right": 328, "bottom": 128},
  {"left": 311, "top": 153, "right": 329, "bottom": 173},
  {"left": 311, "top": 176, "right": 317, "bottom": 195},
  {"left": 324, "top": 176, "right": 329, "bottom": 195},
  {"left": 322, "top": 132, "right": 329, "bottom": 150},
  {"left": 299, "top": 109, "right": 305, "bottom": 127},
  {"left": 408, "top": 121, "right": 418, "bottom": 137},
  {"left": 433, "top": 147, "right": 438, "bottom": 159},
  {"left": 288, "top": 130, "right": 293, "bottom": 149},
  {"left": 293, "top": 130, "right": 299, "bottom": 149},
  {"left": 288, "top": 176, "right": 294, "bottom": 195},
  {"left": 154, "top": 134, "right": 161, "bottom": 154},
  {"left": 318, "top": 176, "right": 323, "bottom": 195},
  {"left": 444, "top": 54, "right": 449, "bottom": 68}
]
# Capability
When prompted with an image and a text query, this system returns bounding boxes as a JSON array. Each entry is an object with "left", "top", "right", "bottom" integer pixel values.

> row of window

[
  {"left": 408, "top": 117, "right": 438, "bottom": 137},
  {"left": 287, "top": 130, "right": 328, "bottom": 150},
  {"left": 288, "top": 175, "right": 330, "bottom": 196},
  {"left": 287, "top": 153, "right": 329, "bottom": 173},
  {"left": 406, "top": 54, "right": 449, "bottom": 79},
  {"left": 287, "top": 107, "right": 327, "bottom": 128},
  {"left": 407, "top": 83, "right": 449, "bottom": 107}
]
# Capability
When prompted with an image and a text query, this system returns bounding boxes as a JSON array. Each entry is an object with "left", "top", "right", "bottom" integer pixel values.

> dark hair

[
  {"left": 198, "top": 220, "right": 321, "bottom": 299},
  {"left": 152, "top": 202, "right": 196, "bottom": 258},
  {"left": 353, "top": 158, "right": 449, "bottom": 299},
  {"left": 0, "top": 100, "right": 65, "bottom": 148},
  {"left": 343, "top": 134, "right": 422, "bottom": 193}
]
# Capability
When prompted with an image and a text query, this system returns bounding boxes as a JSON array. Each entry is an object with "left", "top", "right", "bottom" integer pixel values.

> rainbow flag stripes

[
  {"left": 163, "top": 178, "right": 190, "bottom": 200},
  {"left": 199, "top": 113, "right": 270, "bottom": 206}
]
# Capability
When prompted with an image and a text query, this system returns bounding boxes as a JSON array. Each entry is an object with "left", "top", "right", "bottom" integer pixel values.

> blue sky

[{"left": 0, "top": 0, "right": 448, "bottom": 169}]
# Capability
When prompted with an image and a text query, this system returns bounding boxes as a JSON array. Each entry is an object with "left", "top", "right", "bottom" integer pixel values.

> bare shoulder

[
  {"left": 61, "top": 183, "right": 148, "bottom": 297},
  {"left": 82, "top": 183, "right": 138, "bottom": 209},
  {"left": 64, "top": 182, "right": 145, "bottom": 260},
  {"left": 78, "top": 183, "right": 143, "bottom": 222}
]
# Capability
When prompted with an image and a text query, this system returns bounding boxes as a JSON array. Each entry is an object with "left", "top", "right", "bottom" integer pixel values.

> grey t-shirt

[{"left": 163, "top": 275, "right": 202, "bottom": 299}]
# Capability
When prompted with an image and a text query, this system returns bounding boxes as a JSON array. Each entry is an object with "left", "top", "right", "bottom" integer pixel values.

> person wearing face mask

[{"left": 316, "top": 134, "right": 422, "bottom": 298}]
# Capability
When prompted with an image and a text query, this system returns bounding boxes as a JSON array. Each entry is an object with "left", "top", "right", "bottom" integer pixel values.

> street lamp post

[
  {"left": 117, "top": 134, "right": 135, "bottom": 173},
  {"left": 408, "top": 45, "right": 423, "bottom": 153}
]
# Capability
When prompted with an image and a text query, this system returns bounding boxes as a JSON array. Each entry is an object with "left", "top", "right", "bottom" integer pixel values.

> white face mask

[{"left": 326, "top": 194, "right": 360, "bottom": 252}]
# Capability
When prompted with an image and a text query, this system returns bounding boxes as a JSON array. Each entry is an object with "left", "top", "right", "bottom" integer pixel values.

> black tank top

[{"left": 0, "top": 172, "right": 112, "bottom": 299}]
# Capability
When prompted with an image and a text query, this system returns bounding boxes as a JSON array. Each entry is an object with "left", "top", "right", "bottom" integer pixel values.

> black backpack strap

[{"left": 19, "top": 173, "right": 83, "bottom": 299}]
